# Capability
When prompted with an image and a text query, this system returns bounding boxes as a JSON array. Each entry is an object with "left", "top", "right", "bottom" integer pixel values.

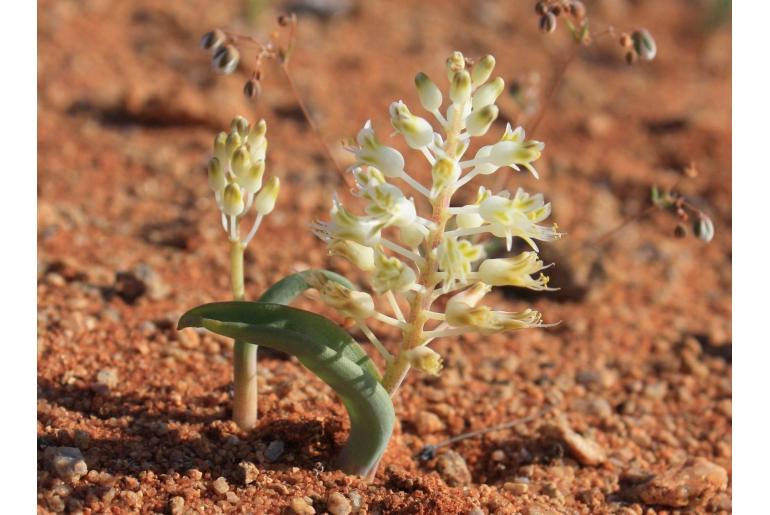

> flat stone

[
  {"left": 435, "top": 450, "right": 472, "bottom": 487},
  {"left": 238, "top": 461, "right": 260, "bottom": 485},
  {"left": 542, "top": 421, "right": 606, "bottom": 466},
  {"left": 326, "top": 491, "right": 352, "bottom": 515},
  {"left": 211, "top": 476, "right": 229, "bottom": 495},
  {"left": 634, "top": 458, "right": 728, "bottom": 508},
  {"left": 45, "top": 446, "right": 88, "bottom": 483},
  {"left": 415, "top": 411, "right": 445, "bottom": 435}
]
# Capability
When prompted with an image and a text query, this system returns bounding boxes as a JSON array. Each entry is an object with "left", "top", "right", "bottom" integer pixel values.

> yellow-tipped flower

[
  {"left": 230, "top": 146, "right": 251, "bottom": 178},
  {"left": 352, "top": 121, "right": 406, "bottom": 178},
  {"left": 372, "top": 253, "right": 416, "bottom": 293},
  {"left": 415, "top": 72, "right": 442, "bottom": 112},
  {"left": 254, "top": 176, "right": 280, "bottom": 216},
  {"left": 445, "top": 51, "right": 466, "bottom": 80},
  {"left": 472, "top": 77, "right": 505, "bottom": 110},
  {"left": 450, "top": 70, "right": 472, "bottom": 104},
  {"left": 465, "top": 104, "right": 499, "bottom": 137},
  {"left": 478, "top": 252, "right": 554, "bottom": 290},
  {"left": 471, "top": 55, "right": 495, "bottom": 86},
  {"left": 329, "top": 239, "right": 376, "bottom": 271},
  {"left": 222, "top": 183, "right": 244, "bottom": 217},
  {"left": 389, "top": 101, "right": 434, "bottom": 149},
  {"left": 431, "top": 157, "right": 461, "bottom": 197},
  {"left": 237, "top": 161, "right": 265, "bottom": 194},
  {"left": 308, "top": 272, "right": 376, "bottom": 321},
  {"left": 406, "top": 347, "right": 443, "bottom": 375},
  {"left": 208, "top": 157, "right": 226, "bottom": 192}
]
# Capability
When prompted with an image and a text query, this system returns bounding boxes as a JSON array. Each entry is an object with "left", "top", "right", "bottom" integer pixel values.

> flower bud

[
  {"left": 632, "top": 29, "right": 656, "bottom": 61},
  {"left": 456, "top": 212, "right": 484, "bottom": 229},
  {"left": 222, "top": 183, "right": 244, "bottom": 216},
  {"left": 230, "top": 146, "right": 251, "bottom": 177},
  {"left": 214, "top": 131, "right": 228, "bottom": 163},
  {"left": 415, "top": 72, "right": 442, "bottom": 111},
  {"left": 254, "top": 176, "right": 280, "bottom": 215},
  {"left": 200, "top": 29, "right": 226, "bottom": 51},
  {"left": 231, "top": 115, "right": 250, "bottom": 137},
  {"left": 478, "top": 252, "right": 552, "bottom": 290},
  {"left": 389, "top": 101, "right": 434, "bottom": 149},
  {"left": 329, "top": 239, "right": 375, "bottom": 271},
  {"left": 212, "top": 44, "right": 239, "bottom": 74},
  {"left": 400, "top": 224, "right": 425, "bottom": 248},
  {"left": 405, "top": 347, "right": 443, "bottom": 376},
  {"left": 226, "top": 131, "right": 242, "bottom": 157},
  {"left": 248, "top": 119, "right": 268, "bottom": 161},
  {"left": 465, "top": 105, "right": 499, "bottom": 137},
  {"left": 472, "top": 77, "right": 504, "bottom": 110},
  {"left": 244, "top": 78, "right": 261, "bottom": 100},
  {"left": 471, "top": 55, "right": 495, "bottom": 86},
  {"left": 693, "top": 216, "right": 714, "bottom": 243},
  {"left": 445, "top": 51, "right": 466, "bottom": 81},
  {"left": 207, "top": 157, "right": 226, "bottom": 192},
  {"left": 450, "top": 70, "right": 472, "bottom": 104},
  {"left": 431, "top": 157, "right": 461, "bottom": 196},
  {"left": 237, "top": 160, "right": 265, "bottom": 194}
]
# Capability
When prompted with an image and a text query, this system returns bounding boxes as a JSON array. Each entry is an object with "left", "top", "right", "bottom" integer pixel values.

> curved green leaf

[
  {"left": 258, "top": 269, "right": 354, "bottom": 305},
  {"left": 178, "top": 301, "right": 394, "bottom": 476}
]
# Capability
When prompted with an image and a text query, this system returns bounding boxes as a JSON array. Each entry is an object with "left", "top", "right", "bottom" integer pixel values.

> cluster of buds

[
  {"left": 311, "top": 51, "right": 560, "bottom": 383},
  {"left": 208, "top": 115, "right": 280, "bottom": 243},
  {"left": 535, "top": 0, "right": 586, "bottom": 34},
  {"left": 651, "top": 167, "right": 714, "bottom": 243},
  {"left": 619, "top": 29, "right": 657, "bottom": 65}
]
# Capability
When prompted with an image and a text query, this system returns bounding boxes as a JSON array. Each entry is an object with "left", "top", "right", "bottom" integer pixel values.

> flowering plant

[{"left": 180, "top": 50, "right": 560, "bottom": 479}]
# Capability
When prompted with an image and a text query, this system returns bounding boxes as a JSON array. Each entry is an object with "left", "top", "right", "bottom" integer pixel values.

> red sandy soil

[{"left": 38, "top": 0, "right": 731, "bottom": 513}]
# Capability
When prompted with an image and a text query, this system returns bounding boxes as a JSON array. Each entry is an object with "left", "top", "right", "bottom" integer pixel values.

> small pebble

[
  {"left": 415, "top": 411, "right": 445, "bottom": 434},
  {"left": 542, "top": 421, "right": 606, "bottom": 466},
  {"left": 435, "top": 450, "right": 472, "bottom": 486},
  {"left": 265, "top": 440, "right": 285, "bottom": 462},
  {"left": 238, "top": 461, "right": 260, "bottom": 485},
  {"left": 327, "top": 491, "right": 352, "bottom": 515},
  {"left": 633, "top": 458, "right": 727, "bottom": 508},
  {"left": 491, "top": 449, "right": 506, "bottom": 462},
  {"left": 169, "top": 496, "right": 185, "bottom": 515},
  {"left": 504, "top": 482, "right": 529, "bottom": 495},
  {"left": 290, "top": 496, "right": 316, "bottom": 514},
  {"left": 45, "top": 446, "right": 88, "bottom": 483},
  {"left": 211, "top": 476, "right": 229, "bottom": 495},
  {"left": 96, "top": 368, "right": 118, "bottom": 389}
]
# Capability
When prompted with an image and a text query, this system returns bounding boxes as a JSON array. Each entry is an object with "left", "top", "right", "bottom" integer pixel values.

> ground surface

[{"left": 37, "top": 0, "right": 732, "bottom": 513}]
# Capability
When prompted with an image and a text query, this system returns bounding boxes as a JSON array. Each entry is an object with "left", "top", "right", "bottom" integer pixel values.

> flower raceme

[
  {"left": 208, "top": 115, "right": 280, "bottom": 244},
  {"left": 311, "top": 52, "right": 562, "bottom": 394}
]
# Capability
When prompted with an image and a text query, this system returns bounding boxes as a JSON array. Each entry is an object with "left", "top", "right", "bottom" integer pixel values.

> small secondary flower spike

[
  {"left": 312, "top": 50, "right": 561, "bottom": 398},
  {"left": 208, "top": 115, "right": 281, "bottom": 430}
]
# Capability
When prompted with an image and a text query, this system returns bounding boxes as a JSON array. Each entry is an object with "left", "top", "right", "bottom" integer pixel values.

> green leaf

[
  {"left": 258, "top": 269, "right": 354, "bottom": 305},
  {"left": 178, "top": 301, "right": 394, "bottom": 476}
]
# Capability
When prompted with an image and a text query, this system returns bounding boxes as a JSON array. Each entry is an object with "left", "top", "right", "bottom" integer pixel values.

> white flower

[
  {"left": 431, "top": 157, "right": 461, "bottom": 197},
  {"left": 478, "top": 252, "right": 554, "bottom": 290},
  {"left": 351, "top": 121, "right": 405, "bottom": 178},
  {"left": 479, "top": 188, "right": 561, "bottom": 251},
  {"left": 437, "top": 237, "right": 485, "bottom": 290},
  {"left": 415, "top": 72, "right": 442, "bottom": 112},
  {"left": 389, "top": 101, "right": 434, "bottom": 149},
  {"left": 471, "top": 77, "right": 504, "bottom": 110},
  {"left": 307, "top": 272, "right": 375, "bottom": 321},
  {"left": 253, "top": 176, "right": 280, "bottom": 215},
  {"left": 358, "top": 182, "right": 417, "bottom": 228},
  {"left": 486, "top": 125, "right": 544, "bottom": 178},
  {"left": 405, "top": 346, "right": 443, "bottom": 375},
  {"left": 329, "top": 239, "right": 376, "bottom": 271},
  {"left": 372, "top": 253, "right": 416, "bottom": 293},
  {"left": 446, "top": 283, "right": 546, "bottom": 334},
  {"left": 465, "top": 104, "right": 499, "bottom": 137},
  {"left": 312, "top": 198, "right": 382, "bottom": 247}
]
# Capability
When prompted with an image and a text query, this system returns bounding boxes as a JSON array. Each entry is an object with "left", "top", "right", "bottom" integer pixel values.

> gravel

[
  {"left": 44, "top": 446, "right": 88, "bottom": 483},
  {"left": 435, "top": 450, "right": 472, "bottom": 487}
]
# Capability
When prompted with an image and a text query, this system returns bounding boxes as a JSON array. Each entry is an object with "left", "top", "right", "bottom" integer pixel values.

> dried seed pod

[
  {"left": 619, "top": 33, "right": 632, "bottom": 48},
  {"left": 277, "top": 14, "right": 291, "bottom": 26},
  {"left": 200, "top": 29, "right": 226, "bottom": 52},
  {"left": 625, "top": 50, "right": 638, "bottom": 65},
  {"left": 693, "top": 216, "right": 714, "bottom": 243},
  {"left": 674, "top": 223, "right": 687, "bottom": 238},
  {"left": 570, "top": 1, "right": 586, "bottom": 19},
  {"left": 631, "top": 29, "right": 656, "bottom": 61},
  {"left": 244, "top": 78, "right": 261, "bottom": 100},
  {"left": 213, "top": 45, "right": 240, "bottom": 74},
  {"left": 551, "top": 5, "right": 562, "bottom": 16},
  {"left": 540, "top": 12, "right": 557, "bottom": 33},
  {"left": 535, "top": 1, "right": 548, "bottom": 15}
]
